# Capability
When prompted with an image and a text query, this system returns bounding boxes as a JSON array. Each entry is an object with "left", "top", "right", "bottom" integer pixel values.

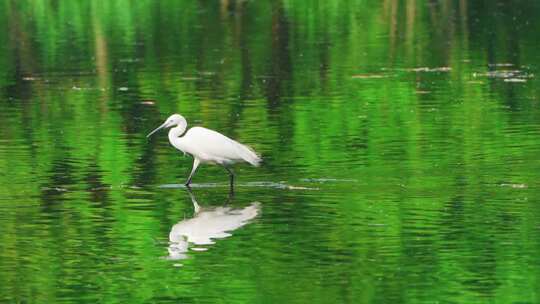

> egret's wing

[
  {"left": 184, "top": 127, "right": 260, "bottom": 165},
  {"left": 170, "top": 203, "right": 260, "bottom": 245}
]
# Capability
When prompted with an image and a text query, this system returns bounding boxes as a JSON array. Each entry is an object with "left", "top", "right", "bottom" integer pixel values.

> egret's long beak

[{"left": 147, "top": 122, "right": 167, "bottom": 138}]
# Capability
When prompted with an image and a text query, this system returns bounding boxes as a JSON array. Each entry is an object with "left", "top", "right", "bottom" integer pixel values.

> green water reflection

[{"left": 1, "top": 0, "right": 540, "bottom": 303}]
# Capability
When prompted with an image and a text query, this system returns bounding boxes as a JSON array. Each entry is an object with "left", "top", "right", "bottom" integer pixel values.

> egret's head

[
  {"left": 147, "top": 113, "right": 187, "bottom": 138},
  {"left": 163, "top": 114, "right": 185, "bottom": 128}
]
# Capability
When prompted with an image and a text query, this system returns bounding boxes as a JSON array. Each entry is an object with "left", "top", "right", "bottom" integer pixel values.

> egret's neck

[
  {"left": 168, "top": 124, "right": 187, "bottom": 142},
  {"left": 166, "top": 118, "right": 189, "bottom": 154}
]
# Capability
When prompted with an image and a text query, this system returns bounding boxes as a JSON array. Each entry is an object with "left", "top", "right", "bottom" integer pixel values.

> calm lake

[{"left": 1, "top": 1, "right": 540, "bottom": 303}]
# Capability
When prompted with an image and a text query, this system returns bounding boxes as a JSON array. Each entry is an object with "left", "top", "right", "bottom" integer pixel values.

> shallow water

[{"left": 1, "top": 1, "right": 540, "bottom": 303}]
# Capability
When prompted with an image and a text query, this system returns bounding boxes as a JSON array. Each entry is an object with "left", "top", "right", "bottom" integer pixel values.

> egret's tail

[{"left": 237, "top": 144, "right": 262, "bottom": 167}]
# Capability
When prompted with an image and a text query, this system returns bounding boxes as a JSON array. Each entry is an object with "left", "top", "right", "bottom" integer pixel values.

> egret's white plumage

[
  {"left": 168, "top": 191, "right": 260, "bottom": 260},
  {"left": 147, "top": 113, "right": 261, "bottom": 186}
]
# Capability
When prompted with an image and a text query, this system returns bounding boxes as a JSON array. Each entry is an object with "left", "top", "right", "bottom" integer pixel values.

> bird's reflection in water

[{"left": 168, "top": 190, "right": 260, "bottom": 260}]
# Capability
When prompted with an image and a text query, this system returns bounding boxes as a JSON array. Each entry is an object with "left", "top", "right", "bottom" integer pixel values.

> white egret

[
  {"left": 168, "top": 191, "right": 260, "bottom": 260},
  {"left": 147, "top": 113, "right": 261, "bottom": 187}
]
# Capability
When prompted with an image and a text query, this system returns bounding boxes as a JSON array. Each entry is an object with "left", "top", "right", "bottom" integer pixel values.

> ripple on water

[{"left": 157, "top": 181, "right": 319, "bottom": 190}]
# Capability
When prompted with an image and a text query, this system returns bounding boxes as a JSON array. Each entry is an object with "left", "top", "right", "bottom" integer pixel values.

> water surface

[{"left": 1, "top": 1, "right": 540, "bottom": 303}]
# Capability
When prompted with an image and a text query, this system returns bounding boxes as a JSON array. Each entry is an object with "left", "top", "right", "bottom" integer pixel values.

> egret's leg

[
  {"left": 224, "top": 166, "right": 235, "bottom": 191},
  {"left": 186, "top": 188, "right": 201, "bottom": 214},
  {"left": 226, "top": 185, "right": 235, "bottom": 202},
  {"left": 185, "top": 158, "right": 200, "bottom": 186}
]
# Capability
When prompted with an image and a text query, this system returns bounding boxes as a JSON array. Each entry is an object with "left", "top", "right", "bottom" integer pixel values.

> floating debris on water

[
  {"left": 199, "top": 71, "right": 216, "bottom": 76},
  {"left": 473, "top": 70, "right": 518, "bottom": 78},
  {"left": 119, "top": 58, "right": 141, "bottom": 63},
  {"left": 473, "top": 68, "right": 533, "bottom": 82},
  {"left": 500, "top": 183, "right": 527, "bottom": 189},
  {"left": 504, "top": 78, "right": 527, "bottom": 83},
  {"left": 488, "top": 63, "right": 514, "bottom": 67},
  {"left": 140, "top": 100, "right": 155, "bottom": 105},
  {"left": 246, "top": 181, "right": 319, "bottom": 190},
  {"left": 301, "top": 178, "right": 358, "bottom": 183},
  {"left": 255, "top": 75, "right": 275, "bottom": 79},
  {"left": 70, "top": 86, "right": 107, "bottom": 91},
  {"left": 180, "top": 76, "right": 200, "bottom": 81},
  {"left": 406, "top": 67, "right": 451, "bottom": 72},
  {"left": 287, "top": 185, "right": 318, "bottom": 190},
  {"left": 381, "top": 67, "right": 451, "bottom": 73},
  {"left": 351, "top": 74, "right": 387, "bottom": 79},
  {"left": 41, "top": 187, "right": 68, "bottom": 192},
  {"left": 90, "top": 186, "right": 113, "bottom": 191}
]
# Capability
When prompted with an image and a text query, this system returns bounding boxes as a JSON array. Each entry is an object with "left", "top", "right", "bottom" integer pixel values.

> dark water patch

[{"left": 1, "top": 1, "right": 540, "bottom": 303}]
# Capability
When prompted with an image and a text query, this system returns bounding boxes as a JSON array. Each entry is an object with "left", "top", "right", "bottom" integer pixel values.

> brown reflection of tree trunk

[
  {"left": 224, "top": 0, "right": 250, "bottom": 95},
  {"left": 220, "top": 0, "right": 245, "bottom": 17},
  {"left": 265, "top": 1, "right": 292, "bottom": 106},
  {"left": 223, "top": 0, "right": 250, "bottom": 131},
  {"left": 443, "top": 0, "right": 454, "bottom": 64},
  {"left": 91, "top": 3, "right": 110, "bottom": 113},
  {"left": 405, "top": 0, "right": 416, "bottom": 59},
  {"left": 318, "top": 32, "right": 330, "bottom": 94},
  {"left": 382, "top": 0, "right": 390, "bottom": 20},
  {"left": 220, "top": 0, "right": 230, "bottom": 16},
  {"left": 459, "top": 0, "right": 469, "bottom": 39},
  {"left": 265, "top": 1, "right": 294, "bottom": 151},
  {"left": 7, "top": 1, "right": 39, "bottom": 98},
  {"left": 388, "top": 0, "right": 398, "bottom": 63},
  {"left": 7, "top": 0, "right": 48, "bottom": 116},
  {"left": 505, "top": 4, "right": 520, "bottom": 65},
  {"left": 428, "top": 1, "right": 439, "bottom": 34},
  {"left": 238, "top": 2, "right": 253, "bottom": 100},
  {"left": 459, "top": 0, "right": 469, "bottom": 53}
]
